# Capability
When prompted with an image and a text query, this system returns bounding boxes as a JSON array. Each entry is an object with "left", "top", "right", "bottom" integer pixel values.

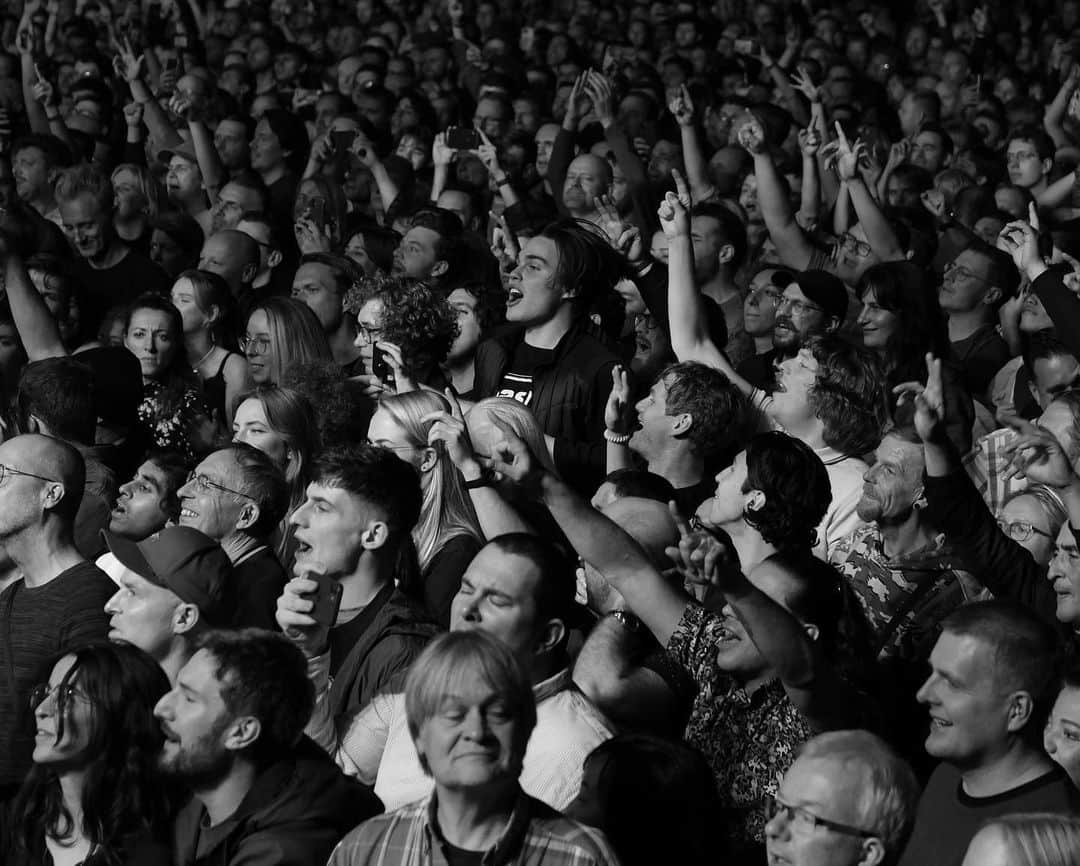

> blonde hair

[
  {"left": 111, "top": 163, "right": 163, "bottom": 220},
  {"left": 246, "top": 297, "right": 333, "bottom": 387},
  {"left": 979, "top": 814, "right": 1080, "bottom": 866},
  {"left": 467, "top": 397, "right": 559, "bottom": 478},
  {"left": 376, "top": 390, "right": 481, "bottom": 572}
]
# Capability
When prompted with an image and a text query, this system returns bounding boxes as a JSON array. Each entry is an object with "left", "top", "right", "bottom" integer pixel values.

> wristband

[
  {"left": 493, "top": 175, "right": 510, "bottom": 187},
  {"left": 608, "top": 609, "right": 644, "bottom": 633},
  {"left": 464, "top": 468, "right": 496, "bottom": 489},
  {"left": 603, "top": 429, "right": 631, "bottom": 445}
]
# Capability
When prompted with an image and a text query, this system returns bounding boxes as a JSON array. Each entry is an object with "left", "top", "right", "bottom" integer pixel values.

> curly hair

[
  {"left": 662, "top": 362, "right": 752, "bottom": 461},
  {"left": 742, "top": 431, "right": 832, "bottom": 553},
  {"left": 13, "top": 643, "right": 176, "bottom": 866},
  {"left": 345, "top": 274, "right": 459, "bottom": 378},
  {"left": 805, "top": 335, "right": 890, "bottom": 457}
]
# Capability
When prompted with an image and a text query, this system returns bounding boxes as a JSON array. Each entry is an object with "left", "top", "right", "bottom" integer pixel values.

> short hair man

[
  {"left": 391, "top": 206, "right": 463, "bottom": 285},
  {"left": 908, "top": 123, "right": 953, "bottom": 174},
  {"left": 292, "top": 253, "right": 364, "bottom": 371},
  {"left": 689, "top": 202, "right": 750, "bottom": 361},
  {"left": 320, "top": 533, "right": 613, "bottom": 812},
  {"left": 155, "top": 629, "right": 380, "bottom": 865},
  {"left": 55, "top": 164, "right": 167, "bottom": 336},
  {"left": 105, "top": 452, "right": 190, "bottom": 542},
  {"left": 767, "top": 731, "right": 919, "bottom": 866},
  {"left": 616, "top": 361, "right": 750, "bottom": 514},
  {"left": 560, "top": 154, "right": 612, "bottom": 224},
  {"left": 11, "top": 133, "right": 67, "bottom": 224},
  {"left": 104, "top": 525, "right": 234, "bottom": 683},
  {"left": 0, "top": 434, "right": 115, "bottom": 795},
  {"left": 176, "top": 444, "right": 289, "bottom": 630},
  {"left": 898, "top": 601, "right": 1079, "bottom": 866},
  {"left": 235, "top": 211, "right": 287, "bottom": 296},
  {"left": 160, "top": 141, "right": 212, "bottom": 236},
  {"left": 1005, "top": 126, "right": 1055, "bottom": 198},
  {"left": 198, "top": 229, "right": 260, "bottom": 313},
  {"left": 939, "top": 242, "right": 1016, "bottom": 401},
  {"left": 210, "top": 173, "right": 269, "bottom": 233},
  {"left": 275, "top": 444, "right": 437, "bottom": 745}
]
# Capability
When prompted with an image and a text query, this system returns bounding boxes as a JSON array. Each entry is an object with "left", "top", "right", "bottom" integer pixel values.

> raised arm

[
  {"left": 1, "top": 237, "right": 67, "bottom": 360},
  {"left": 739, "top": 117, "right": 816, "bottom": 271},
  {"left": 669, "top": 85, "right": 713, "bottom": 203},
  {"left": 833, "top": 125, "right": 903, "bottom": 261}
]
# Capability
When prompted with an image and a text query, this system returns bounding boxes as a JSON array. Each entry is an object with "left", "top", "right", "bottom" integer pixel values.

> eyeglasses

[
  {"left": 777, "top": 296, "right": 824, "bottom": 318},
  {"left": 747, "top": 287, "right": 782, "bottom": 305},
  {"left": 996, "top": 519, "right": 1054, "bottom": 543},
  {"left": 186, "top": 472, "right": 256, "bottom": 501},
  {"left": 766, "top": 796, "right": 877, "bottom": 839},
  {"left": 362, "top": 438, "right": 421, "bottom": 453},
  {"left": 837, "top": 232, "right": 873, "bottom": 258},
  {"left": 240, "top": 334, "right": 272, "bottom": 355},
  {"left": 355, "top": 325, "right": 384, "bottom": 346},
  {"left": 29, "top": 682, "right": 95, "bottom": 710},
  {"left": 945, "top": 264, "right": 989, "bottom": 284},
  {"left": 0, "top": 464, "right": 58, "bottom": 486}
]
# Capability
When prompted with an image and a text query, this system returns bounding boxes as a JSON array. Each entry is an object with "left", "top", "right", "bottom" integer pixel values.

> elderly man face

[{"left": 562, "top": 155, "right": 611, "bottom": 216}]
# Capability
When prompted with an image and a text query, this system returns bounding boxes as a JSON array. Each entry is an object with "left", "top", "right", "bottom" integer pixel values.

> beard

[{"left": 158, "top": 722, "right": 234, "bottom": 788}]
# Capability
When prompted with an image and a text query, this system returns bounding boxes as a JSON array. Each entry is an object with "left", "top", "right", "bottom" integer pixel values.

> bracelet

[
  {"left": 493, "top": 175, "right": 510, "bottom": 187},
  {"left": 603, "top": 429, "right": 631, "bottom": 445},
  {"left": 464, "top": 468, "right": 495, "bottom": 489},
  {"left": 608, "top": 610, "right": 644, "bottom": 633}
]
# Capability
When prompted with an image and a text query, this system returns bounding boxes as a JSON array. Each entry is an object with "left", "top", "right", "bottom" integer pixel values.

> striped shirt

[{"left": 328, "top": 790, "right": 621, "bottom": 866}]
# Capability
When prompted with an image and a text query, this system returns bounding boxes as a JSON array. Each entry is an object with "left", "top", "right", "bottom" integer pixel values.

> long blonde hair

[
  {"left": 980, "top": 814, "right": 1080, "bottom": 866},
  {"left": 468, "top": 397, "right": 560, "bottom": 478},
  {"left": 376, "top": 391, "right": 482, "bottom": 572}
]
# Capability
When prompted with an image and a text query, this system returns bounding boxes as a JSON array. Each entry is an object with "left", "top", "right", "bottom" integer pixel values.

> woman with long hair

[
  {"left": 242, "top": 296, "right": 333, "bottom": 388},
  {"left": 293, "top": 174, "right": 351, "bottom": 256},
  {"left": 963, "top": 814, "right": 1080, "bottom": 866},
  {"left": 1, "top": 642, "right": 175, "bottom": 865},
  {"left": 170, "top": 269, "right": 249, "bottom": 427},
  {"left": 124, "top": 293, "right": 209, "bottom": 460},
  {"left": 856, "top": 261, "right": 975, "bottom": 453},
  {"left": 367, "top": 390, "right": 483, "bottom": 625},
  {"left": 232, "top": 385, "right": 320, "bottom": 568}
]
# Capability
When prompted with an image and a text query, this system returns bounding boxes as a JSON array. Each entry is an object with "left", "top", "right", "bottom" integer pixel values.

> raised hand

[
  {"left": 972, "top": 4, "right": 990, "bottom": 36},
  {"left": 593, "top": 193, "right": 626, "bottom": 244},
  {"left": 664, "top": 502, "right": 731, "bottom": 589},
  {"left": 790, "top": 65, "right": 821, "bottom": 103},
  {"left": 423, "top": 389, "right": 481, "bottom": 472},
  {"left": 31, "top": 74, "right": 54, "bottom": 107},
  {"left": 885, "top": 138, "right": 911, "bottom": 170},
  {"left": 669, "top": 84, "right": 695, "bottom": 127},
  {"left": 294, "top": 215, "right": 332, "bottom": 255},
  {"left": 584, "top": 69, "right": 615, "bottom": 127},
  {"left": 1002, "top": 419, "right": 1076, "bottom": 487},
  {"left": 483, "top": 417, "right": 545, "bottom": 494},
  {"left": 122, "top": 101, "right": 144, "bottom": 129},
  {"left": 563, "top": 72, "right": 592, "bottom": 127},
  {"left": 736, "top": 115, "right": 766, "bottom": 154},
  {"left": 604, "top": 365, "right": 633, "bottom": 433},
  {"left": 833, "top": 122, "right": 864, "bottom": 182},
  {"left": 432, "top": 131, "right": 455, "bottom": 167},
  {"left": 996, "top": 214, "right": 1043, "bottom": 276},
  {"left": 797, "top": 126, "right": 821, "bottom": 158},
  {"left": 113, "top": 37, "right": 145, "bottom": 83},
  {"left": 490, "top": 211, "right": 519, "bottom": 272},
  {"left": 275, "top": 569, "right": 333, "bottom": 659},
  {"left": 473, "top": 129, "right": 501, "bottom": 175},
  {"left": 657, "top": 169, "right": 691, "bottom": 239},
  {"left": 893, "top": 353, "right": 947, "bottom": 444}
]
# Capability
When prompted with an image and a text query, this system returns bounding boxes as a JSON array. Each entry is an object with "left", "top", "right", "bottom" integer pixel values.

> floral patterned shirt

[
  {"left": 666, "top": 602, "right": 815, "bottom": 849},
  {"left": 136, "top": 379, "right": 206, "bottom": 461}
]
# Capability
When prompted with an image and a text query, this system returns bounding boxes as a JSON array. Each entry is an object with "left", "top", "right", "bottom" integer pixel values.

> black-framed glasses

[
  {"left": 944, "top": 263, "right": 989, "bottom": 284},
  {"left": 186, "top": 472, "right": 256, "bottom": 501},
  {"left": 777, "top": 295, "right": 824, "bottom": 318},
  {"left": 766, "top": 796, "right": 876, "bottom": 839},
  {"left": 837, "top": 232, "right": 872, "bottom": 258},
  {"left": 29, "top": 682, "right": 95, "bottom": 710},
  {"left": 0, "top": 464, "right": 58, "bottom": 486},
  {"left": 996, "top": 518, "right": 1054, "bottom": 543},
  {"left": 362, "top": 438, "right": 420, "bottom": 453}
]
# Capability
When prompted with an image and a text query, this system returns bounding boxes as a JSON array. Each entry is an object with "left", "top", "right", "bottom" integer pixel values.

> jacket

[
  {"left": 473, "top": 322, "right": 619, "bottom": 492},
  {"left": 173, "top": 737, "right": 381, "bottom": 866}
]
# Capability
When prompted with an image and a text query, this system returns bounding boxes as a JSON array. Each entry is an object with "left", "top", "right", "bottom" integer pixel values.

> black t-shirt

[
  {"left": 327, "top": 581, "right": 395, "bottom": 677},
  {"left": 497, "top": 342, "right": 556, "bottom": 407},
  {"left": 441, "top": 841, "right": 485, "bottom": 866},
  {"left": 231, "top": 546, "right": 288, "bottom": 631},
  {"left": 672, "top": 477, "right": 716, "bottom": 518},
  {"left": 73, "top": 245, "right": 169, "bottom": 337},
  {"left": 736, "top": 347, "right": 782, "bottom": 392}
]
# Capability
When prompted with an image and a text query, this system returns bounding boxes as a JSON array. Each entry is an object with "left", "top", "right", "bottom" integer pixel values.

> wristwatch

[{"left": 608, "top": 609, "right": 644, "bottom": 633}]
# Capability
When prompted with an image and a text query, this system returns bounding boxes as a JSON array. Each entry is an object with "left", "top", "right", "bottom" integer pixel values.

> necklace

[{"left": 191, "top": 343, "right": 216, "bottom": 375}]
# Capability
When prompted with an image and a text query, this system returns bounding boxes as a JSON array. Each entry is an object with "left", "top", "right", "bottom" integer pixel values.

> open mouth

[
  {"left": 179, "top": 507, "right": 198, "bottom": 520},
  {"left": 506, "top": 288, "right": 523, "bottom": 306},
  {"left": 929, "top": 715, "right": 952, "bottom": 730}
]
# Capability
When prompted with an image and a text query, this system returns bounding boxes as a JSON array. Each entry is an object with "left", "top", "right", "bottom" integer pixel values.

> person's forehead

[
  {"left": 294, "top": 261, "right": 335, "bottom": 287},
  {"left": 467, "top": 546, "right": 540, "bottom": 596},
  {"left": 447, "top": 287, "right": 478, "bottom": 310},
  {"left": 129, "top": 308, "right": 172, "bottom": 328},
  {"left": 216, "top": 120, "right": 246, "bottom": 137},
  {"left": 874, "top": 435, "right": 919, "bottom": 468},
  {"left": 404, "top": 225, "right": 441, "bottom": 247},
  {"left": 199, "top": 449, "right": 240, "bottom": 480},
  {"left": 136, "top": 460, "right": 169, "bottom": 488}
]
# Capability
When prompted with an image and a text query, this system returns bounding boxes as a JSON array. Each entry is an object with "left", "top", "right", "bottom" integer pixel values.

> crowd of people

[{"left": 9, "top": 0, "right": 1080, "bottom": 864}]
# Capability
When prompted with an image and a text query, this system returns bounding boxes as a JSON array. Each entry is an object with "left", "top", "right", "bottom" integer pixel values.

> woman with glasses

[
  {"left": 366, "top": 390, "right": 482, "bottom": 625},
  {"left": 242, "top": 296, "right": 333, "bottom": 388},
  {"left": 856, "top": 261, "right": 975, "bottom": 453},
  {"left": 232, "top": 386, "right": 319, "bottom": 568},
  {"left": 996, "top": 485, "right": 1067, "bottom": 568},
  {"left": 0, "top": 642, "right": 176, "bottom": 865},
  {"left": 124, "top": 293, "right": 210, "bottom": 461},
  {"left": 170, "top": 269, "right": 249, "bottom": 428}
]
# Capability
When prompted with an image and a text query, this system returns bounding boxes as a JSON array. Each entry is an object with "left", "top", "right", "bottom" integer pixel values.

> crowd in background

[{"left": 8, "top": 0, "right": 1080, "bottom": 864}]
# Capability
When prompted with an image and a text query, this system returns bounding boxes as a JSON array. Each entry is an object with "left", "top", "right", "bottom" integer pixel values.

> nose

[
  {"left": 153, "top": 692, "right": 172, "bottom": 721},
  {"left": 177, "top": 478, "right": 195, "bottom": 499},
  {"left": 288, "top": 502, "right": 308, "bottom": 527},
  {"left": 463, "top": 705, "right": 490, "bottom": 740},
  {"left": 104, "top": 589, "right": 122, "bottom": 615},
  {"left": 915, "top": 674, "right": 935, "bottom": 705}
]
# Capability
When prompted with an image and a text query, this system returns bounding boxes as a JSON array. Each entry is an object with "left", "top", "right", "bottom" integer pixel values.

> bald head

[
  {"left": 601, "top": 496, "right": 678, "bottom": 569},
  {"left": 563, "top": 154, "right": 612, "bottom": 216},
  {"left": 199, "top": 230, "right": 259, "bottom": 290},
  {"left": 0, "top": 434, "right": 85, "bottom": 525}
]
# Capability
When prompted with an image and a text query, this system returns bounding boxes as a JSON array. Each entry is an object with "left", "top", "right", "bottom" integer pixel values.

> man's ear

[
  {"left": 235, "top": 502, "right": 260, "bottom": 531},
  {"left": 172, "top": 602, "right": 201, "bottom": 635},
  {"left": 535, "top": 617, "right": 566, "bottom": 655},
  {"left": 267, "top": 249, "right": 283, "bottom": 269},
  {"left": 360, "top": 520, "right": 389, "bottom": 550},
  {"left": 1006, "top": 690, "right": 1035, "bottom": 732},
  {"left": 982, "top": 285, "right": 1002, "bottom": 306},
  {"left": 242, "top": 262, "right": 258, "bottom": 284},
  {"left": 718, "top": 243, "right": 735, "bottom": 265},
  {"left": 431, "top": 259, "right": 449, "bottom": 278},
  {"left": 223, "top": 716, "right": 261, "bottom": 752},
  {"left": 671, "top": 412, "right": 693, "bottom": 437},
  {"left": 744, "top": 488, "right": 766, "bottom": 514}
]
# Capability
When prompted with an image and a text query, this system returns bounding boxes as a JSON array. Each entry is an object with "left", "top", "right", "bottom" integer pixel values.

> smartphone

[
  {"left": 175, "top": 34, "right": 189, "bottom": 50},
  {"left": 734, "top": 38, "right": 759, "bottom": 55},
  {"left": 163, "top": 56, "right": 179, "bottom": 75},
  {"left": 309, "top": 572, "right": 343, "bottom": 630},
  {"left": 446, "top": 126, "right": 481, "bottom": 151},
  {"left": 371, "top": 345, "right": 391, "bottom": 382},
  {"left": 331, "top": 129, "right": 356, "bottom": 154}
]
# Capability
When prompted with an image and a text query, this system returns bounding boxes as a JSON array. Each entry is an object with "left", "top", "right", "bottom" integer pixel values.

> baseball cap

[
  {"left": 104, "top": 527, "right": 234, "bottom": 627},
  {"left": 158, "top": 139, "right": 199, "bottom": 165},
  {"left": 773, "top": 269, "right": 848, "bottom": 322}
]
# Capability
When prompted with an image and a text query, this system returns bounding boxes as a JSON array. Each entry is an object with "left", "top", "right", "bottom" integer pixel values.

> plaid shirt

[
  {"left": 964, "top": 426, "right": 1028, "bottom": 516},
  {"left": 327, "top": 789, "right": 621, "bottom": 866}
]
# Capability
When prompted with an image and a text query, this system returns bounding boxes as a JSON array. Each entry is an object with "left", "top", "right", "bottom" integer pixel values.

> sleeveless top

[{"left": 202, "top": 351, "right": 237, "bottom": 422}]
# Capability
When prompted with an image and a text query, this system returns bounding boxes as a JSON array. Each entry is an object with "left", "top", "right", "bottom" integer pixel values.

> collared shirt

[
  {"left": 338, "top": 669, "right": 612, "bottom": 812},
  {"left": 829, "top": 524, "right": 969, "bottom": 661},
  {"left": 328, "top": 789, "right": 620, "bottom": 866},
  {"left": 666, "top": 602, "right": 814, "bottom": 848}
]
